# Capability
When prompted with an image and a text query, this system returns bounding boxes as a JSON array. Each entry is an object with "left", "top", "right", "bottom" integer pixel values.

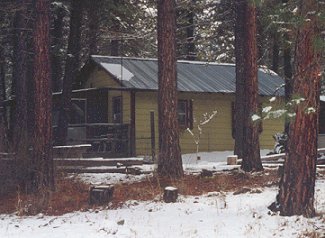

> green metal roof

[{"left": 90, "top": 55, "right": 284, "bottom": 96}]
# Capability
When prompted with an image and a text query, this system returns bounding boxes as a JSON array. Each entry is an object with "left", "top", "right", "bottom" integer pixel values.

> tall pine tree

[
  {"left": 157, "top": 0, "right": 183, "bottom": 178},
  {"left": 234, "top": 0, "right": 263, "bottom": 172},
  {"left": 275, "top": 0, "right": 321, "bottom": 217}
]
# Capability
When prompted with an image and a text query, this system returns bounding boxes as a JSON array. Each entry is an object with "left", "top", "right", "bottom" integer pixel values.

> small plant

[{"left": 187, "top": 110, "right": 218, "bottom": 161}]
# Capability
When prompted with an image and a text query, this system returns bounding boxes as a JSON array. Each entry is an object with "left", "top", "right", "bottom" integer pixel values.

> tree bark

[
  {"left": 271, "top": 31, "right": 279, "bottom": 74},
  {"left": 11, "top": 1, "right": 34, "bottom": 189},
  {"left": 56, "top": 0, "right": 83, "bottom": 145},
  {"left": 0, "top": 47, "right": 8, "bottom": 152},
  {"left": 277, "top": 0, "right": 320, "bottom": 217},
  {"left": 12, "top": 1, "right": 29, "bottom": 150},
  {"left": 234, "top": 0, "right": 262, "bottom": 172},
  {"left": 87, "top": 0, "right": 101, "bottom": 55},
  {"left": 32, "top": 0, "right": 54, "bottom": 195},
  {"left": 185, "top": 0, "right": 196, "bottom": 60},
  {"left": 283, "top": 33, "right": 293, "bottom": 134},
  {"left": 157, "top": 0, "right": 183, "bottom": 178},
  {"left": 51, "top": 3, "right": 66, "bottom": 92}
]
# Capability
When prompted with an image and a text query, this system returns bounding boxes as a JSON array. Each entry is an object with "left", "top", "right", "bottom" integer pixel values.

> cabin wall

[{"left": 134, "top": 91, "right": 285, "bottom": 156}]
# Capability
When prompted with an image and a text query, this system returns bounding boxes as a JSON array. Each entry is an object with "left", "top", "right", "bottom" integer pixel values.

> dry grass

[
  {"left": 0, "top": 169, "right": 280, "bottom": 215},
  {"left": 98, "top": 169, "right": 279, "bottom": 208}
]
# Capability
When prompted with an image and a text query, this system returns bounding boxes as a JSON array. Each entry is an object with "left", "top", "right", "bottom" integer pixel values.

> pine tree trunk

[
  {"left": 283, "top": 33, "right": 293, "bottom": 135},
  {"left": 277, "top": 0, "right": 320, "bottom": 217},
  {"left": 12, "top": 1, "right": 29, "bottom": 150},
  {"left": 51, "top": 3, "right": 66, "bottom": 92},
  {"left": 185, "top": 0, "right": 196, "bottom": 60},
  {"left": 234, "top": 0, "right": 245, "bottom": 159},
  {"left": 87, "top": 0, "right": 101, "bottom": 55},
  {"left": 0, "top": 47, "right": 8, "bottom": 152},
  {"left": 271, "top": 31, "right": 279, "bottom": 73},
  {"left": 11, "top": 1, "right": 33, "bottom": 188},
  {"left": 234, "top": 0, "right": 262, "bottom": 172},
  {"left": 57, "top": 0, "right": 83, "bottom": 145},
  {"left": 32, "top": 0, "right": 54, "bottom": 194},
  {"left": 157, "top": 0, "right": 183, "bottom": 178}
]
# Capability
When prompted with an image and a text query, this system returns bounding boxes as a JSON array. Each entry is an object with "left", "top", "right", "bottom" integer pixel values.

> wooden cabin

[{"left": 53, "top": 56, "right": 286, "bottom": 157}]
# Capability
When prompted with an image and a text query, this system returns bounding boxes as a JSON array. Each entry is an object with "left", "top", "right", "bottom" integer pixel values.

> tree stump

[
  {"left": 227, "top": 155, "right": 238, "bottom": 165},
  {"left": 163, "top": 186, "right": 178, "bottom": 203},
  {"left": 89, "top": 185, "right": 114, "bottom": 205}
]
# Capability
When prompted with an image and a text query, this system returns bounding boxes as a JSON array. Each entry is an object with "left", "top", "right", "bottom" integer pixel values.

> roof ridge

[{"left": 91, "top": 55, "right": 235, "bottom": 66}]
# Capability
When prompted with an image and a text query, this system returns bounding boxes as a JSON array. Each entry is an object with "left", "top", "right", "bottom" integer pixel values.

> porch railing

[{"left": 53, "top": 123, "right": 130, "bottom": 157}]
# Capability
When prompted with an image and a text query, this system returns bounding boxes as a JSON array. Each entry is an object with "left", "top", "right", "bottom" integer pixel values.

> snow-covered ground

[
  {"left": 76, "top": 150, "right": 271, "bottom": 185},
  {"left": 1, "top": 150, "right": 325, "bottom": 238},
  {"left": 1, "top": 181, "right": 324, "bottom": 238}
]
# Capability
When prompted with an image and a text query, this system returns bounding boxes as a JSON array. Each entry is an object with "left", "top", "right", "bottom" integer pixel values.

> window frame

[{"left": 177, "top": 99, "right": 193, "bottom": 129}]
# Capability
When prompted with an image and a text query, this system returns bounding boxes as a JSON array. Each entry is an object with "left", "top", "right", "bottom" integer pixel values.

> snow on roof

[{"left": 100, "top": 63, "right": 135, "bottom": 81}]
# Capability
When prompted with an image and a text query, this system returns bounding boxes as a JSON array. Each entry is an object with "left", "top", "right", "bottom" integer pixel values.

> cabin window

[
  {"left": 112, "top": 96, "right": 123, "bottom": 123},
  {"left": 178, "top": 99, "right": 193, "bottom": 129},
  {"left": 70, "top": 98, "right": 87, "bottom": 124}
]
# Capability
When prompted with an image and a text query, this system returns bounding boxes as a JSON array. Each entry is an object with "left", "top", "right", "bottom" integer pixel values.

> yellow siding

[
  {"left": 259, "top": 97, "right": 285, "bottom": 148},
  {"left": 134, "top": 92, "right": 285, "bottom": 156},
  {"left": 85, "top": 67, "right": 120, "bottom": 88},
  {"left": 135, "top": 92, "right": 158, "bottom": 155}
]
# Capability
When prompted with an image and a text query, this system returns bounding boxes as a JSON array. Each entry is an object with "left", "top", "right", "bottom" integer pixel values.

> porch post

[
  {"left": 130, "top": 91, "right": 136, "bottom": 156},
  {"left": 150, "top": 110, "right": 156, "bottom": 161}
]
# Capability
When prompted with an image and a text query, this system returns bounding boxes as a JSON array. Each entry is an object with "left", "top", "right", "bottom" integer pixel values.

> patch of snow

[
  {"left": 165, "top": 186, "right": 177, "bottom": 191},
  {"left": 264, "top": 109, "right": 287, "bottom": 119},
  {"left": 306, "top": 107, "right": 316, "bottom": 114},
  {"left": 262, "top": 106, "right": 272, "bottom": 113},
  {"left": 100, "top": 63, "right": 134, "bottom": 81},
  {"left": 53, "top": 144, "right": 91, "bottom": 149},
  {"left": 321, "top": 96, "right": 325, "bottom": 102},
  {"left": 252, "top": 114, "right": 261, "bottom": 121},
  {"left": 75, "top": 172, "right": 152, "bottom": 185}
]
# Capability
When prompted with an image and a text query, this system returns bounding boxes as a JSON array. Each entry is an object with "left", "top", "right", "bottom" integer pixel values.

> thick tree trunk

[
  {"left": 87, "top": 0, "right": 101, "bottom": 55},
  {"left": 283, "top": 33, "right": 293, "bottom": 134},
  {"left": 271, "top": 31, "right": 279, "bottom": 73},
  {"left": 185, "top": 0, "right": 196, "bottom": 60},
  {"left": 51, "top": 3, "right": 66, "bottom": 92},
  {"left": 234, "top": 0, "right": 245, "bottom": 159},
  {"left": 57, "top": 0, "right": 83, "bottom": 145},
  {"left": 32, "top": 0, "right": 54, "bottom": 195},
  {"left": 11, "top": 1, "right": 33, "bottom": 189},
  {"left": 157, "top": 0, "right": 183, "bottom": 178},
  {"left": 12, "top": 1, "right": 29, "bottom": 150},
  {"left": 0, "top": 47, "right": 8, "bottom": 152},
  {"left": 277, "top": 0, "right": 320, "bottom": 217},
  {"left": 234, "top": 0, "right": 262, "bottom": 172}
]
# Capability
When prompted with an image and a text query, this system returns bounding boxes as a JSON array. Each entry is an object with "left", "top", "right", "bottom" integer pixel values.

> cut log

[
  {"left": 227, "top": 155, "right": 238, "bottom": 165},
  {"left": 89, "top": 185, "right": 114, "bottom": 205},
  {"left": 163, "top": 186, "right": 178, "bottom": 203}
]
